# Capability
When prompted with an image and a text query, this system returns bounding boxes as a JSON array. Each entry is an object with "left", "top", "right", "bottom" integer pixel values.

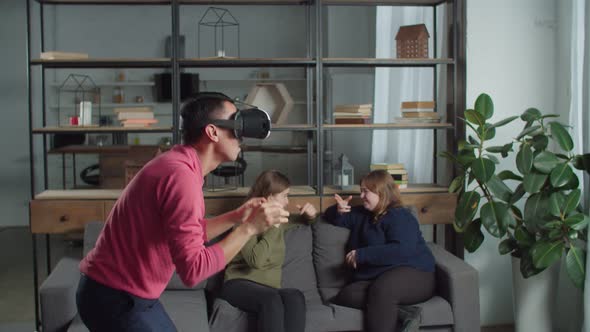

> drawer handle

[
  {"left": 59, "top": 215, "right": 69, "bottom": 222},
  {"left": 420, "top": 207, "right": 428, "bottom": 214}
]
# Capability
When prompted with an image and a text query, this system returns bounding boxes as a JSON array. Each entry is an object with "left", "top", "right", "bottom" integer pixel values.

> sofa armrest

[
  {"left": 428, "top": 243, "right": 480, "bottom": 332},
  {"left": 40, "top": 257, "right": 81, "bottom": 332}
]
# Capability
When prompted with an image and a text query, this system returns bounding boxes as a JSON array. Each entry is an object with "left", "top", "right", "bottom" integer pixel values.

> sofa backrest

[{"left": 281, "top": 224, "right": 322, "bottom": 303}]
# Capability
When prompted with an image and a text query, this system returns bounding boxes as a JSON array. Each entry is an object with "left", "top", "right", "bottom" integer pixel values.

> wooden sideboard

[{"left": 30, "top": 185, "right": 456, "bottom": 234}]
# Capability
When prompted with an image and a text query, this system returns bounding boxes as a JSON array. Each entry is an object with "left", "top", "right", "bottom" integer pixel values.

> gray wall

[{"left": 0, "top": 1, "right": 30, "bottom": 227}]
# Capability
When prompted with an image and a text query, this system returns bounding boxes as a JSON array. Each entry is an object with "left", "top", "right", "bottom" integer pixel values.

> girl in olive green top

[{"left": 220, "top": 170, "right": 317, "bottom": 332}]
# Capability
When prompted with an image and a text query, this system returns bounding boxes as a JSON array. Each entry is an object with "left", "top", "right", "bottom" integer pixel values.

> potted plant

[{"left": 441, "top": 93, "right": 589, "bottom": 331}]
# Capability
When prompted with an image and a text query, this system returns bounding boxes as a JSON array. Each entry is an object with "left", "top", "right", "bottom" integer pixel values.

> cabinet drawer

[{"left": 30, "top": 200, "right": 105, "bottom": 234}]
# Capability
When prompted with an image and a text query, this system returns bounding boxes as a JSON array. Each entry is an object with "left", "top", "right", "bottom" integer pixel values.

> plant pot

[{"left": 511, "top": 256, "right": 561, "bottom": 332}]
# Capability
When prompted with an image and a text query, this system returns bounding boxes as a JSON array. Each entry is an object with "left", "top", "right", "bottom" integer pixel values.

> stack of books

[
  {"left": 370, "top": 163, "right": 408, "bottom": 189},
  {"left": 333, "top": 104, "right": 372, "bottom": 124},
  {"left": 114, "top": 107, "right": 158, "bottom": 128},
  {"left": 395, "top": 101, "right": 440, "bottom": 124}
]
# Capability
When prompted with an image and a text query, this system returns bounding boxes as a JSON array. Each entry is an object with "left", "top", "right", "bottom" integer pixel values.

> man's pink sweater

[{"left": 80, "top": 144, "right": 226, "bottom": 299}]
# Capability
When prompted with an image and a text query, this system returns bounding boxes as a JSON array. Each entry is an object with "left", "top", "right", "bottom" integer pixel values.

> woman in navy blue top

[{"left": 324, "top": 170, "right": 435, "bottom": 332}]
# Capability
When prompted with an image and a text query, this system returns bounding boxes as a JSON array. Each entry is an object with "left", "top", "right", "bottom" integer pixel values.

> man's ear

[{"left": 204, "top": 124, "right": 220, "bottom": 143}]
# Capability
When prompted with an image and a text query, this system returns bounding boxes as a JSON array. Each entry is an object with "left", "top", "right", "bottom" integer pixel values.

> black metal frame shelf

[{"left": 26, "top": 0, "right": 465, "bottom": 330}]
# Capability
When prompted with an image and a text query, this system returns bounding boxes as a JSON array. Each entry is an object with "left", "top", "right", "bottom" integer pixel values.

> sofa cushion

[
  {"left": 68, "top": 290, "right": 209, "bottom": 332},
  {"left": 311, "top": 219, "right": 352, "bottom": 302},
  {"left": 416, "top": 296, "right": 454, "bottom": 326},
  {"left": 282, "top": 224, "right": 322, "bottom": 303}
]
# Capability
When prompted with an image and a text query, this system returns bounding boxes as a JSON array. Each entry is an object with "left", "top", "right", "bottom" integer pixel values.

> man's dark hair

[{"left": 181, "top": 92, "right": 235, "bottom": 144}]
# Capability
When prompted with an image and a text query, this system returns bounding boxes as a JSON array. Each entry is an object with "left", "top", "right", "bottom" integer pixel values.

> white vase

[{"left": 511, "top": 256, "right": 561, "bottom": 332}]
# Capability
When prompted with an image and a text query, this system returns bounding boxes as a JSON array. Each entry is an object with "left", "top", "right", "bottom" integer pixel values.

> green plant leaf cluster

[{"left": 441, "top": 93, "right": 589, "bottom": 289}]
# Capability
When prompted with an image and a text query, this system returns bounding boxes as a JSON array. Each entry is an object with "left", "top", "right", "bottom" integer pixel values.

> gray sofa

[{"left": 40, "top": 220, "right": 479, "bottom": 332}]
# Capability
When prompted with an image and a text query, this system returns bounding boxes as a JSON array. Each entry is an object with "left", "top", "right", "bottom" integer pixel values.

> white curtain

[
  {"left": 559, "top": 0, "right": 589, "bottom": 330},
  {"left": 372, "top": 6, "right": 446, "bottom": 183}
]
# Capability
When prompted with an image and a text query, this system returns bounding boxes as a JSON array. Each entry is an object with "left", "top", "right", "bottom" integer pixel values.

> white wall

[
  {"left": 466, "top": 0, "right": 558, "bottom": 326},
  {"left": 0, "top": 0, "right": 30, "bottom": 227}
]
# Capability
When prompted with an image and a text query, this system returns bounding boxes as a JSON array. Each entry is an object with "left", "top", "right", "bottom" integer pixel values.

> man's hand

[
  {"left": 345, "top": 250, "right": 357, "bottom": 269},
  {"left": 243, "top": 202, "right": 289, "bottom": 235},
  {"left": 334, "top": 194, "right": 352, "bottom": 214},
  {"left": 235, "top": 197, "right": 267, "bottom": 224},
  {"left": 297, "top": 202, "right": 318, "bottom": 220}
]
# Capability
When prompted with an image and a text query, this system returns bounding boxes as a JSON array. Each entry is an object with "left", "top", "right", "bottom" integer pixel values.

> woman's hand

[
  {"left": 345, "top": 250, "right": 357, "bottom": 269},
  {"left": 334, "top": 194, "right": 352, "bottom": 214},
  {"left": 235, "top": 197, "right": 267, "bottom": 224},
  {"left": 297, "top": 202, "right": 318, "bottom": 220}
]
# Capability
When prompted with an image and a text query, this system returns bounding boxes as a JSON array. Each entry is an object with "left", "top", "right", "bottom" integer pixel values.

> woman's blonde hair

[
  {"left": 361, "top": 169, "right": 403, "bottom": 221},
  {"left": 246, "top": 170, "right": 290, "bottom": 201}
]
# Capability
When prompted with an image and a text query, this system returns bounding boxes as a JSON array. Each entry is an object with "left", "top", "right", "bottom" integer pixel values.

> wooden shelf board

[
  {"left": 323, "top": 0, "right": 446, "bottom": 5},
  {"left": 180, "top": 58, "right": 315, "bottom": 67},
  {"left": 323, "top": 184, "right": 449, "bottom": 195},
  {"left": 272, "top": 124, "right": 317, "bottom": 131},
  {"left": 322, "top": 57, "right": 454, "bottom": 67},
  {"left": 35, "top": 186, "right": 317, "bottom": 200},
  {"left": 33, "top": 126, "right": 173, "bottom": 133},
  {"left": 323, "top": 123, "right": 453, "bottom": 130},
  {"left": 31, "top": 58, "right": 171, "bottom": 68}
]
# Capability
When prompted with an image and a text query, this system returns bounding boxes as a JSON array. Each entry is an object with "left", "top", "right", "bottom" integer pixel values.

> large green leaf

[
  {"left": 464, "top": 219, "right": 484, "bottom": 253},
  {"left": 520, "top": 250, "right": 543, "bottom": 278},
  {"left": 509, "top": 184, "right": 526, "bottom": 205},
  {"left": 533, "top": 151, "right": 560, "bottom": 174},
  {"left": 564, "top": 214, "right": 589, "bottom": 231},
  {"left": 477, "top": 123, "right": 496, "bottom": 140},
  {"left": 490, "top": 116, "right": 518, "bottom": 129},
  {"left": 532, "top": 134, "right": 549, "bottom": 151},
  {"left": 523, "top": 171, "right": 548, "bottom": 193},
  {"left": 448, "top": 175, "right": 465, "bottom": 193},
  {"left": 480, "top": 201, "right": 514, "bottom": 237},
  {"left": 517, "top": 125, "right": 542, "bottom": 140},
  {"left": 516, "top": 145, "right": 533, "bottom": 175},
  {"left": 532, "top": 241, "right": 564, "bottom": 269},
  {"left": 562, "top": 173, "right": 580, "bottom": 190},
  {"left": 457, "top": 149, "right": 476, "bottom": 167},
  {"left": 564, "top": 189, "right": 582, "bottom": 215},
  {"left": 472, "top": 157, "right": 495, "bottom": 183},
  {"left": 486, "top": 154, "right": 500, "bottom": 164},
  {"left": 465, "top": 109, "right": 485, "bottom": 126},
  {"left": 498, "top": 170, "right": 523, "bottom": 181},
  {"left": 549, "top": 122, "right": 574, "bottom": 152},
  {"left": 514, "top": 226, "right": 535, "bottom": 247},
  {"left": 486, "top": 175, "right": 513, "bottom": 202},
  {"left": 549, "top": 192, "right": 566, "bottom": 217},
  {"left": 524, "top": 193, "right": 549, "bottom": 232},
  {"left": 455, "top": 191, "right": 481, "bottom": 229},
  {"left": 550, "top": 163, "right": 574, "bottom": 188},
  {"left": 475, "top": 93, "right": 494, "bottom": 120},
  {"left": 499, "top": 238, "right": 517, "bottom": 255},
  {"left": 573, "top": 154, "right": 590, "bottom": 175},
  {"left": 566, "top": 245, "right": 586, "bottom": 289},
  {"left": 521, "top": 108, "right": 542, "bottom": 122}
]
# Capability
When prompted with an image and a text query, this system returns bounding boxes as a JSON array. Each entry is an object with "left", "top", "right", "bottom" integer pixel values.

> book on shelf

[
  {"left": 113, "top": 106, "right": 153, "bottom": 113},
  {"left": 334, "top": 104, "right": 373, "bottom": 115},
  {"left": 333, "top": 112, "right": 371, "bottom": 118},
  {"left": 401, "top": 111, "right": 440, "bottom": 119},
  {"left": 334, "top": 118, "right": 371, "bottom": 125},
  {"left": 117, "top": 112, "right": 154, "bottom": 120},
  {"left": 40, "top": 51, "right": 89, "bottom": 60},
  {"left": 401, "top": 101, "right": 435, "bottom": 109},
  {"left": 401, "top": 108, "right": 436, "bottom": 113},
  {"left": 370, "top": 163, "right": 405, "bottom": 170},
  {"left": 394, "top": 117, "right": 441, "bottom": 124}
]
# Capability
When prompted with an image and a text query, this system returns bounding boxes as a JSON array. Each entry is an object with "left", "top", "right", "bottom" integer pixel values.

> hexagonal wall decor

[{"left": 244, "top": 83, "right": 294, "bottom": 124}]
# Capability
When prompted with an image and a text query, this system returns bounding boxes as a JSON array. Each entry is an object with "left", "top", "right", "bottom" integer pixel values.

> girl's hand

[
  {"left": 334, "top": 194, "right": 352, "bottom": 214},
  {"left": 297, "top": 202, "right": 318, "bottom": 219},
  {"left": 345, "top": 250, "right": 357, "bottom": 269}
]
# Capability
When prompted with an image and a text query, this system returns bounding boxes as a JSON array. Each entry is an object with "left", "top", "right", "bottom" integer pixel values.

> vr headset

[{"left": 191, "top": 92, "right": 271, "bottom": 140}]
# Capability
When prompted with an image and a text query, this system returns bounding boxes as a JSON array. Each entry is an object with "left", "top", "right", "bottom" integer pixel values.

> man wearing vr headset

[{"left": 76, "top": 92, "right": 286, "bottom": 331}]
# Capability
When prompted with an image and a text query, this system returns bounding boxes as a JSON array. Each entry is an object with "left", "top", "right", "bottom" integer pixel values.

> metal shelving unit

[{"left": 26, "top": 0, "right": 465, "bottom": 329}]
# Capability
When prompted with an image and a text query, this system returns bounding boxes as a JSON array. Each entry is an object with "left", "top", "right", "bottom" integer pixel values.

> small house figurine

[
  {"left": 395, "top": 24, "right": 430, "bottom": 58},
  {"left": 333, "top": 153, "right": 354, "bottom": 190}
]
